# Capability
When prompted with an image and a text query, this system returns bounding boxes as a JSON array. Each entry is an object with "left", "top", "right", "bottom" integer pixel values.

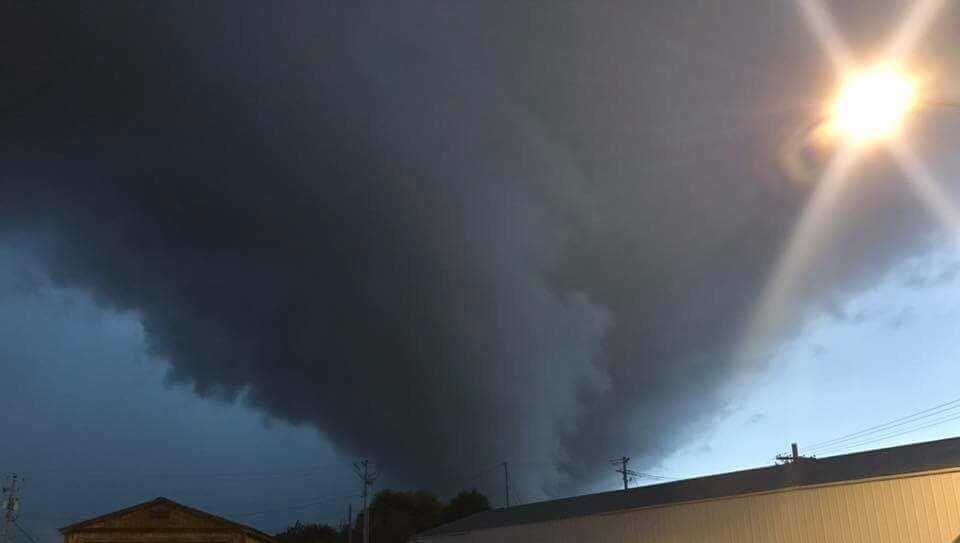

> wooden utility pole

[
  {"left": 353, "top": 461, "right": 378, "bottom": 543},
  {"left": 346, "top": 503, "right": 353, "bottom": 543},
  {"left": 1, "top": 474, "right": 19, "bottom": 543},
  {"left": 611, "top": 457, "right": 637, "bottom": 490},
  {"left": 776, "top": 442, "right": 809, "bottom": 464},
  {"left": 502, "top": 462, "right": 510, "bottom": 508}
]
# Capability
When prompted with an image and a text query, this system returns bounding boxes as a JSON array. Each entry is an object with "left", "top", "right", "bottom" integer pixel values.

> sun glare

[{"left": 829, "top": 66, "right": 916, "bottom": 144}]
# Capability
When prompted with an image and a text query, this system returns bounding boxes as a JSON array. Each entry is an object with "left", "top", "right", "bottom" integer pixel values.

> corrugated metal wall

[{"left": 423, "top": 470, "right": 960, "bottom": 542}]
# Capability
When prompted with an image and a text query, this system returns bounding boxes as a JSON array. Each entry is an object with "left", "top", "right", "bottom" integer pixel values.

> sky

[{"left": 2, "top": 0, "right": 960, "bottom": 540}]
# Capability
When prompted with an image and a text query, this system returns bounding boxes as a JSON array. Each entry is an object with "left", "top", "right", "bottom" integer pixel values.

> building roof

[
  {"left": 420, "top": 436, "right": 960, "bottom": 538},
  {"left": 59, "top": 496, "right": 279, "bottom": 543}
]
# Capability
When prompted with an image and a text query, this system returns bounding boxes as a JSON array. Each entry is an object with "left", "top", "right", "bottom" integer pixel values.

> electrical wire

[
  {"left": 441, "top": 462, "right": 502, "bottom": 493},
  {"left": 808, "top": 394, "right": 960, "bottom": 449},
  {"left": 509, "top": 487, "right": 523, "bottom": 507},
  {"left": 807, "top": 395, "right": 960, "bottom": 452},
  {"left": 21, "top": 462, "right": 353, "bottom": 481},
  {"left": 814, "top": 411, "right": 960, "bottom": 457},
  {"left": 636, "top": 473, "right": 675, "bottom": 481},
  {"left": 19, "top": 494, "right": 361, "bottom": 527},
  {"left": 225, "top": 493, "right": 359, "bottom": 518},
  {"left": 13, "top": 455, "right": 679, "bottom": 528},
  {"left": 13, "top": 520, "right": 40, "bottom": 543}
]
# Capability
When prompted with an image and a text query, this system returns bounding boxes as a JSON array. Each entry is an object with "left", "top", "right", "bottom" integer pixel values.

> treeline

[{"left": 275, "top": 489, "right": 490, "bottom": 543}]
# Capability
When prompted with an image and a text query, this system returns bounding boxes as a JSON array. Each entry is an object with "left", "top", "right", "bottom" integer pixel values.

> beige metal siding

[{"left": 422, "top": 470, "right": 960, "bottom": 542}]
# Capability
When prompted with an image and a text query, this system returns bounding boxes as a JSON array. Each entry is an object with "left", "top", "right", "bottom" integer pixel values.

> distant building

[
  {"left": 60, "top": 497, "right": 276, "bottom": 543},
  {"left": 417, "top": 437, "right": 960, "bottom": 542}
]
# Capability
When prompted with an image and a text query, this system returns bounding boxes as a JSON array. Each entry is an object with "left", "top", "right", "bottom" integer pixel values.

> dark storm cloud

[
  {"left": 1, "top": 1, "right": 610, "bottom": 494},
  {"left": 1, "top": 0, "right": 956, "bottom": 496}
]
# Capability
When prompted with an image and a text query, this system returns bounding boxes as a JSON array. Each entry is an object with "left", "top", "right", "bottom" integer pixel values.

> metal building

[{"left": 417, "top": 437, "right": 960, "bottom": 542}]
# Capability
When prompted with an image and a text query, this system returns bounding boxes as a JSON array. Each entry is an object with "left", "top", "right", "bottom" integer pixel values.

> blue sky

[
  {"left": 0, "top": 243, "right": 352, "bottom": 538},
  {"left": 659, "top": 246, "right": 960, "bottom": 479}
]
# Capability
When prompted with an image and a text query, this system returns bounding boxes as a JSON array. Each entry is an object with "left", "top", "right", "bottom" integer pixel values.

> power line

[
  {"left": 10, "top": 454, "right": 683, "bottom": 528},
  {"left": 509, "top": 487, "right": 523, "bottom": 507},
  {"left": 11, "top": 522, "right": 37, "bottom": 543},
  {"left": 226, "top": 494, "right": 359, "bottom": 518},
  {"left": 807, "top": 395, "right": 960, "bottom": 452},
  {"left": 635, "top": 473, "right": 675, "bottom": 481},
  {"left": 440, "top": 458, "right": 676, "bottom": 496},
  {"left": 37, "top": 494, "right": 360, "bottom": 527},
  {"left": 19, "top": 462, "right": 352, "bottom": 480},
  {"left": 809, "top": 396, "right": 960, "bottom": 449},
  {"left": 814, "top": 411, "right": 960, "bottom": 456},
  {"left": 590, "top": 458, "right": 676, "bottom": 481},
  {"left": 442, "top": 462, "right": 502, "bottom": 493}
]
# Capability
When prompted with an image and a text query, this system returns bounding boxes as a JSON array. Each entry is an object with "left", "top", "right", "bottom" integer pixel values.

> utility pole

[
  {"left": 353, "top": 460, "right": 378, "bottom": 543},
  {"left": 501, "top": 462, "right": 510, "bottom": 508},
  {"left": 611, "top": 457, "right": 638, "bottom": 491},
  {"left": 1, "top": 474, "right": 20, "bottom": 543},
  {"left": 346, "top": 503, "right": 353, "bottom": 543},
  {"left": 776, "top": 442, "right": 807, "bottom": 464},
  {"left": 774, "top": 443, "right": 817, "bottom": 465}
]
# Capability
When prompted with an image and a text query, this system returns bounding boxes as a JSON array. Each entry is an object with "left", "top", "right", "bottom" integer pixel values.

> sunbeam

[
  {"left": 889, "top": 138, "right": 960, "bottom": 239},
  {"left": 740, "top": 145, "right": 861, "bottom": 360},
  {"left": 887, "top": 0, "right": 949, "bottom": 64},
  {"left": 796, "top": 0, "right": 854, "bottom": 73}
]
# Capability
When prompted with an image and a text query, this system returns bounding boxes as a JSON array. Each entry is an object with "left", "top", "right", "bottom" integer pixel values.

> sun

[{"left": 828, "top": 65, "right": 917, "bottom": 145}]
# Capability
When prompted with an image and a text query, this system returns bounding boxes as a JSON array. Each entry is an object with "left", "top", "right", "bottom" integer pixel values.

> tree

[
  {"left": 368, "top": 490, "right": 443, "bottom": 543},
  {"left": 275, "top": 521, "right": 343, "bottom": 543},
  {"left": 276, "top": 488, "right": 491, "bottom": 543},
  {"left": 441, "top": 489, "right": 490, "bottom": 524}
]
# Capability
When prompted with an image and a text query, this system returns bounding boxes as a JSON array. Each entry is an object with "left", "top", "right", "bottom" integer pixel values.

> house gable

[{"left": 60, "top": 498, "right": 277, "bottom": 543}]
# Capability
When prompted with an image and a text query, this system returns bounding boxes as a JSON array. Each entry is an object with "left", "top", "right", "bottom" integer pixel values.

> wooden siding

[{"left": 62, "top": 498, "right": 273, "bottom": 543}]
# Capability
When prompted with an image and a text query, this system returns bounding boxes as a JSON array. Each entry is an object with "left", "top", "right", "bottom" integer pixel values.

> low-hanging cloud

[{"left": 1, "top": 0, "right": 957, "bottom": 497}]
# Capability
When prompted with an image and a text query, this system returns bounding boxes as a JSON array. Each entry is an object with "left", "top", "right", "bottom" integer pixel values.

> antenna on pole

[
  {"left": 1, "top": 474, "right": 20, "bottom": 543},
  {"left": 611, "top": 457, "right": 638, "bottom": 491},
  {"left": 353, "top": 460, "right": 379, "bottom": 543}
]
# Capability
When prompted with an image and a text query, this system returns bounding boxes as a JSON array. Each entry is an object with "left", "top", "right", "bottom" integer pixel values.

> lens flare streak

[
  {"left": 741, "top": 145, "right": 861, "bottom": 358},
  {"left": 796, "top": 0, "right": 854, "bottom": 73},
  {"left": 890, "top": 138, "right": 960, "bottom": 240},
  {"left": 887, "top": 0, "right": 950, "bottom": 64}
]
